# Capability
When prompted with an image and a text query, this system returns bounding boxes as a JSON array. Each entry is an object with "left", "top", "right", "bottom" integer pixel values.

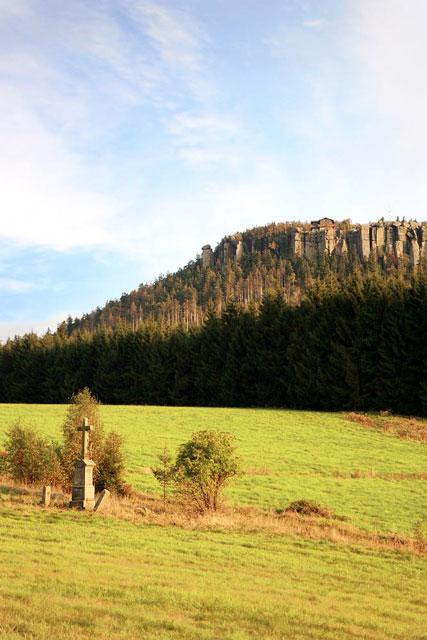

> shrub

[
  {"left": 174, "top": 430, "right": 241, "bottom": 512},
  {"left": 97, "top": 431, "right": 126, "bottom": 495},
  {"left": 61, "top": 388, "right": 126, "bottom": 494},
  {"left": 285, "top": 500, "right": 332, "bottom": 518},
  {"left": 152, "top": 447, "right": 175, "bottom": 511},
  {"left": 61, "top": 388, "right": 104, "bottom": 489},
  {"left": 4, "top": 421, "right": 63, "bottom": 485},
  {"left": 0, "top": 450, "right": 8, "bottom": 475}
]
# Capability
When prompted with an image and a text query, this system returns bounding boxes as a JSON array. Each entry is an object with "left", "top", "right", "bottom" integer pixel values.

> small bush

[
  {"left": 4, "top": 421, "right": 63, "bottom": 485},
  {"left": 174, "top": 430, "right": 241, "bottom": 513},
  {"left": 97, "top": 431, "right": 126, "bottom": 495},
  {"left": 152, "top": 447, "right": 175, "bottom": 511},
  {"left": 61, "top": 388, "right": 126, "bottom": 493},
  {"left": 0, "top": 450, "right": 8, "bottom": 475},
  {"left": 3, "top": 389, "right": 126, "bottom": 494},
  {"left": 285, "top": 500, "right": 332, "bottom": 518},
  {"left": 61, "top": 388, "right": 104, "bottom": 489}
]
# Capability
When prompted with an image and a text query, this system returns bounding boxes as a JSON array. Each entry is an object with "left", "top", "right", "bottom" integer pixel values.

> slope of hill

[
  {"left": 63, "top": 217, "right": 427, "bottom": 334},
  {"left": 0, "top": 404, "right": 425, "bottom": 534}
]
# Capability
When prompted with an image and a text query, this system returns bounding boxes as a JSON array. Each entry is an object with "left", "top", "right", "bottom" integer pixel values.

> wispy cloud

[
  {"left": 126, "top": 0, "right": 210, "bottom": 99},
  {"left": 0, "top": 312, "right": 72, "bottom": 343},
  {"left": 166, "top": 111, "right": 241, "bottom": 167},
  {"left": 0, "top": 278, "right": 38, "bottom": 293},
  {"left": 302, "top": 19, "right": 329, "bottom": 29},
  {"left": 0, "top": 88, "right": 118, "bottom": 250},
  {"left": 0, "top": 0, "right": 223, "bottom": 255},
  {"left": 352, "top": 0, "right": 427, "bottom": 153},
  {"left": 266, "top": 0, "right": 427, "bottom": 218}
]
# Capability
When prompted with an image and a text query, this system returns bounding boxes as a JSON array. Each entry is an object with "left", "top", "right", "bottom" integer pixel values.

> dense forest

[
  {"left": 63, "top": 220, "right": 426, "bottom": 334},
  {"left": 1, "top": 272, "right": 426, "bottom": 415}
]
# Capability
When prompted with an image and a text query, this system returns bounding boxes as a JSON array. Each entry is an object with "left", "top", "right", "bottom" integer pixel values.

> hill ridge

[{"left": 63, "top": 217, "right": 427, "bottom": 334}]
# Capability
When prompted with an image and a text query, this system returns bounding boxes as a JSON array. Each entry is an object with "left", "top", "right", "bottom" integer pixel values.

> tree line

[{"left": 1, "top": 273, "right": 426, "bottom": 415}]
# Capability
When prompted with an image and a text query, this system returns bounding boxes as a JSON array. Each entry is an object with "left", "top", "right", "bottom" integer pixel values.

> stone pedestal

[
  {"left": 41, "top": 485, "right": 51, "bottom": 506},
  {"left": 70, "top": 458, "right": 95, "bottom": 510}
]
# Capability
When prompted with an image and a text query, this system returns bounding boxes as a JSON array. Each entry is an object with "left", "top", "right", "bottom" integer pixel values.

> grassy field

[
  {"left": 0, "top": 504, "right": 425, "bottom": 640},
  {"left": 0, "top": 404, "right": 426, "bottom": 639},
  {"left": 0, "top": 404, "right": 425, "bottom": 535}
]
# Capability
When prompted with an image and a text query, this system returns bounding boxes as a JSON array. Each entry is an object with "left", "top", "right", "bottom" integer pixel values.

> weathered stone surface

[
  {"left": 236, "top": 239, "right": 244, "bottom": 262},
  {"left": 421, "top": 224, "right": 427, "bottom": 259},
  {"left": 201, "top": 244, "right": 213, "bottom": 268},
  {"left": 70, "top": 459, "right": 95, "bottom": 510},
  {"left": 359, "top": 224, "right": 371, "bottom": 259},
  {"left": 290, "top": 229, "right": 302, "bottom": 257},
  {"left": 70, "top": 418, "right": 96, "bottom": 511},
  {"left": 210, "top": 218, "right": 427, "bottom": 269},
  {"left": 223, "top": 240, "right": 233, "bottom": 263},
  {"left": 41, "top": 485, "right": 51, "bottom": 507},
  {"left": 94, "top": 488, "right": 110, "bottom": 512}
]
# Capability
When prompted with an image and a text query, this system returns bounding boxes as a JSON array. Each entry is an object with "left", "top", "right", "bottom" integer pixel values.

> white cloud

[
  {"left": 166, "top": 111, "right": 241, "bottom": 167},
  {"left": 167, "top": 112, "right": 238, "bottom": 137},
  {"left": 267, "top": 0, "right": 427, "bottom": 220},
  {"left": 302, "top": 19, "right": 328, "bottom": 29},
  {"left": 177, "top": 148, "right": 226, "bottom": 167},
  {"left": 0, "top": 278, "right": 37, "bottom": 293},
  {"left": 0, "top": 90, "right": 118, "bottom": 250},
  {"left": 353, "top": 0, "right": 427, "bottom": 152},
  {"left": 127, "top": 1, "right": 205, "bottom": 71},
  {"left": 113, "top": 157, "right": 302, "bottom": 275},
  {"left": 0, "top": 311, "right": 71, "bottom": 343},
  {"left": 0, "top": 0, "right": 222, "bottom": 254},
  {"left": 124, "top": 0, "right": 211, "bottom": 100}
]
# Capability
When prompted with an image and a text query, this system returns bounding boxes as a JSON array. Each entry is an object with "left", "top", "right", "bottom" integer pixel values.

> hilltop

[
  {"left": 2, "top": 217, "right": 426, "bottom": 412},
  {"left": 63, "top": 217, "right": 427, "bottom": 334}
]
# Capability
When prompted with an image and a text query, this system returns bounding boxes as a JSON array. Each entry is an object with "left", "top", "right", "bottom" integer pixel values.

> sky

[{"left": 1, "top": 0, "right": 427, "bottom": 340}]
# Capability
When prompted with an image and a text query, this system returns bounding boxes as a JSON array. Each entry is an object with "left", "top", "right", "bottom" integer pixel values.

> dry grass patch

[
  {"left": 346, "top": 412, "right": 427, "bottom": 443},
  {"left": 332, "top": 469, "right": 427, "bottom": 480},
  {"left": 245, "top": 465, "right": 274, "bottom": 476},
  {"left": 2, "top": 477, "right": 424, "bottom": 556}
]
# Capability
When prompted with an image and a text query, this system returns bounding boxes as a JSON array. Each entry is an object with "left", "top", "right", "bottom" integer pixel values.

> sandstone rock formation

[{"left": 201, "top": 217, "right": 427, "bottom": 269}]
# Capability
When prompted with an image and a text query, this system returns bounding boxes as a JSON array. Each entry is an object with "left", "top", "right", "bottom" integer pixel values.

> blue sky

[{"left": 1, "top": 0, "right": 427, "bottom": 340}]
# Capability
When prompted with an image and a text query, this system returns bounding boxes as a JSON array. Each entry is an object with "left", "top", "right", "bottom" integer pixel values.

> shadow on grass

[{"left": 0, "top": 484, "right": 31, "bottom": 496}]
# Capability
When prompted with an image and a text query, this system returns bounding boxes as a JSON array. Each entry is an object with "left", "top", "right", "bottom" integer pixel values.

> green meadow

[
  {"left": 0, "top": 504, "right": 425, "bottom": 640},
  {"left": 0, "top": 404, "right": 425, "bottom": 535},
  {"left": 0, "top": 404, "right": 426, "bottom": 639}
]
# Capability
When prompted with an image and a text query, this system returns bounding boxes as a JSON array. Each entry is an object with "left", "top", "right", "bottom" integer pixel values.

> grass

[
  {"left": 0, "top": 404, "right": 425, "bottom": 535},
  {"left": 0, "top": 404, "right": 426, "bottom": 639},
  {"left": 0, "top": 504, "right": 426, "bottom": 640}
]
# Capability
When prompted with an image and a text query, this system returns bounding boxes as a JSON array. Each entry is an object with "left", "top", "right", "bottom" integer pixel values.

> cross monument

[
  {"left": 78, "top": 417, "right": 93, "bottom": 459},
  {"left": 70, "top": 417, "right": 96, "bottom": 510}
]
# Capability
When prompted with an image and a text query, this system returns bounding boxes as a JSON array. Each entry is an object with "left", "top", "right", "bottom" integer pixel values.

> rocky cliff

[{"left": 201, "top": 217, "right": 427, "bottom": 269}]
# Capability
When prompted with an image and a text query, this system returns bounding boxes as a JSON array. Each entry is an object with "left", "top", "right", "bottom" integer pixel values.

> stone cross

[
  {"left": 70, "top": 416, "right": 96, "bottom": 510},
  {"left": 78, "top": 417, "right": 93, "bottom": 459}
]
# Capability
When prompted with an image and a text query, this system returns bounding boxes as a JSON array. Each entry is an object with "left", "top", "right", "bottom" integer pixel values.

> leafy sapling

[{"left": 152, "top": 446, "right": 175, "bottom": 512}]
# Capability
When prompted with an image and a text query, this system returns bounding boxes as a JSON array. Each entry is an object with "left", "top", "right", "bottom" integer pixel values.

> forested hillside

[
  {"left": 2, "top": 273, "right": 426, "bottom": 415},
  {"left": 63, "top": 218, "right": 427, "bottom": 334}
]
